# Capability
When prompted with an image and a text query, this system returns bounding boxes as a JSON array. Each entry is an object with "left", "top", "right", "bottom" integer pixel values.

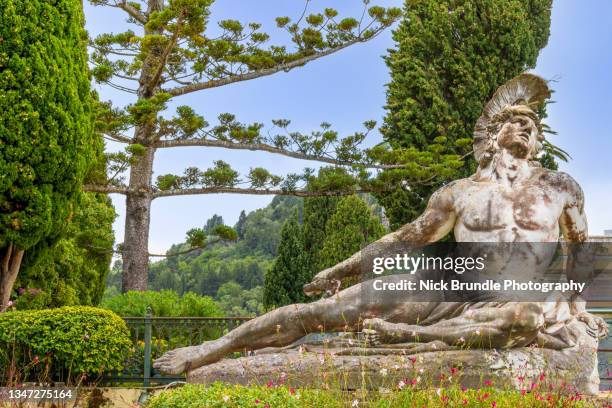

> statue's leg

[
  {"left": 154, "top": 277, "right": 441, "bottom": 374},
  {"left": 364, "top": 302, "right": 545, "bottom": 349}
]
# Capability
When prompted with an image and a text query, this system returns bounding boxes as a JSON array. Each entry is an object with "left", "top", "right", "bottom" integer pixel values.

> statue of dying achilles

[{"left": 154, "top": 74, "right": 608, "bottom": 392}]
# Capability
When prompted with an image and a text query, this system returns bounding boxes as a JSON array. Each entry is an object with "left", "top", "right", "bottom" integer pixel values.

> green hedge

[
  {"left": 100, "top": 290, "right": 222, "bottom": 317},
  {"left": 0, "top": 307, "right": 131, "bottom": 379},
  {"left": 145, "top": 383, "right": 589, "bottom": 408}
]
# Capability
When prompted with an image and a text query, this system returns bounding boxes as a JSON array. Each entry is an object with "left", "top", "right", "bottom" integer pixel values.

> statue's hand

[
  {"left": 303, "top": 270, "right": 341, "bottom": 297},
  {"left": 576, "top": 312, "right": 609, "bottom": 340}
]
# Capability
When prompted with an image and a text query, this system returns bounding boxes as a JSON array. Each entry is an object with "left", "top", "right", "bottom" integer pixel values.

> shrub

[
  {"left": 0, "top": 307, "right": 131, "bottom": 382},
  {"left": 145, "top": 383, "right": 590, "bottom": 408},
  {"left": 100, "top": 290, "right": 221, "bottom": 317},
  {"left": 145, "top": 383, "right": 342, "bottom": 408}
]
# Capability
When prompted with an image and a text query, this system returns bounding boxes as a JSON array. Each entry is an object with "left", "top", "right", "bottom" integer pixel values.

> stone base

[{"left": 187, "top": 343, "right": 600, "bottom": 395}]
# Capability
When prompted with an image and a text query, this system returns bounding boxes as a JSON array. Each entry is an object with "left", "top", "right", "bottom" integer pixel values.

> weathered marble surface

[{"left": 188, "top": 335, "right": 600, "bottom": 395}]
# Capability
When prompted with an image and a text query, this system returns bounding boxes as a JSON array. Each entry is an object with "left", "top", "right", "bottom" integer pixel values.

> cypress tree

[
  {"left": 15, "top": 105, "right": 115, "bottom": 309},
  {"left": 301, "top": 196, "right": 340, "bottom": 279},
  {"left": 263, "top": 214, "right": 308, "bottom": 308},
  {"left": 0, "top": 0, "right": 95, "bottom": 310},
  {"left": 379, "top": 0, "right": 553, "bottom": 229},
  {"left": 318, "top": 195, "right": 385, "bottom": 270},
  {"left": 235, "top": 210, "right": 247, "bottom": 240}
]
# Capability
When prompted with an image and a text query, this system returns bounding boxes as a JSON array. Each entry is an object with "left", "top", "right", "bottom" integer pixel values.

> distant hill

[{"left": 104, "top": 196, "right": 302, "bottom": 315}]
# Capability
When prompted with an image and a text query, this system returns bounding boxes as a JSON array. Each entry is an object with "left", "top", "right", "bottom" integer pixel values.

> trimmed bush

[
  {"left": 145, "top": 383, "right": 590, "bottom": 408},
  {"left": 0, "top": 307, "right": 131, "bottom": 380},
  {"left": 100, "top": 290, "right": 221, "bottom": 317}
]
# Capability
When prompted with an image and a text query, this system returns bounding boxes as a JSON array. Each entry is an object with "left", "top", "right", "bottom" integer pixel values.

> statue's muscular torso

[
  {"left": 442, "top": 168, "right": 586, "bottom": 244},
  {"left": 306, "top": 164, "right": 588, "bottom": 295}
]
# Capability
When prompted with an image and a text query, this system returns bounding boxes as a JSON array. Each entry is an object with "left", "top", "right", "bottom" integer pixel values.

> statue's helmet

[{"left": 473, "top": 73, "right": 551, "bottom": 166}]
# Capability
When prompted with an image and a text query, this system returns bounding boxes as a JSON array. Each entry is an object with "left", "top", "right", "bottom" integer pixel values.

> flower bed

[{"left": 145, "top": 382, "right": 592, "bottom": 408}]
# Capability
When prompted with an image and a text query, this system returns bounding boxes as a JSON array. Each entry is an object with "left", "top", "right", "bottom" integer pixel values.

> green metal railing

[
  {"left": 101, "top": 308, "right": 251, "bottom": 386},
  {"left": 102, "top": 308, "right": 612, "bottom": 388},
  {"left": 591, "top": 308, "right": 612, "bottom": 390}
]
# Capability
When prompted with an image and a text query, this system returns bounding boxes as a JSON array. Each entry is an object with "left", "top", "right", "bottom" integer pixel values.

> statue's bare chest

[{"left": 455, "top": 181, "right": 563, "bottom": 233}]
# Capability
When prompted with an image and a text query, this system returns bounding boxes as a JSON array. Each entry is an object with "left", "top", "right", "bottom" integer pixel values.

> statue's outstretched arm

[{"left": 304, "top": 183, "right": 457, "bottom": 296}]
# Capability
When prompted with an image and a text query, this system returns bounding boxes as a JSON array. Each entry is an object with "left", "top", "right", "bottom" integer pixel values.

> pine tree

[
  {"left": 318, "top": 195, "right": 385, "bottom": 270},
  {"left": 378, "top": 0, "right": 554, "bottom": 229},
  {"left": 85, "top": 1, "right": 465, "bottom": 291},
  {"left": 0, "top": 0, "right": 95, "bottom": 310},
  {"left": 263, "top": 214, "right": 308, "bottom": 308}
]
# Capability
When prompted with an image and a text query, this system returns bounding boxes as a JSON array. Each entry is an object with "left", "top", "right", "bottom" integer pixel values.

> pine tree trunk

[
  {"left": 0, "top": 243, "right": 25, "bottom": 311},
  {"left": 122, "top": 144, "right": 155, "bottom": 292},
  {"left": 121, "top": 0, "right": 164, "bottom": 292}
]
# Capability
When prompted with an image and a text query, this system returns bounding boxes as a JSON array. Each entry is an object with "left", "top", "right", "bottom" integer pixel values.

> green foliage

[
  {"left": 318, "top": 195, "right": 385, "bottom": 270},
  {"left": 15, "top": 192, "right": 115, "bottom": 309},
  {"left": 0, "top": 0, "right": 94, "bottom": 250},
  {"left": 378, "top": 0, "right": 553, "bottom": 228},
  {"left": 204, "top": 214, "right": 224, "bottom": 233},
  {"left": 0, "top": 307, "right": 131, "bottom": 378},
  {"left": 264, "top": 189, "right": 385, "bottom": 307},
  {"left": 145, "top": 383, "right": 589, "bottom": 408},
  {"left": 145, "top": 383, "right": 339, "bottom": 408},
  {"left": 300, "top": 195, "right": 340, "bottom": 284},
  {"left": 264, "top": 214, "right": 309, "bottom": 308},
  {"left": 212, "top": 225, "right": 238, "bottom": 241},
  {"left": 216, "top": 282, "right": 264, "bottom": 316},
  {"left": 99, "top": 290, "right": 221, "bottom": 317},
  {"left": 185, "top": 228, "right": 207, "bottom": 248}
]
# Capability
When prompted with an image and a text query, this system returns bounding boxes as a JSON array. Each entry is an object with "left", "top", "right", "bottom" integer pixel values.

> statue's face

[{"left": 496, "top": 113, "right": 538, "bottom": 159}]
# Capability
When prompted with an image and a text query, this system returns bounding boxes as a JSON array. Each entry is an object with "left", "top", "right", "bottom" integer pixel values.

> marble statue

[{"left": 154, "top": 74, "right": 608, "bottom": 392}]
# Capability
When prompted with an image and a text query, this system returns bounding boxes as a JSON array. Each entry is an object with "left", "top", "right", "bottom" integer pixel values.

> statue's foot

[
  {"left": 363, "top": 318, "right": 419, "bottom": 344},
  {"left": 154, "top": 341, "right": 224, "bottom": 375}
]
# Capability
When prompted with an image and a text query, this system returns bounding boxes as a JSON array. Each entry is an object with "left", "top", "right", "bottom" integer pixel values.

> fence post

[{"left": 143, "top": 306, "right": 152, "bottom": 387}]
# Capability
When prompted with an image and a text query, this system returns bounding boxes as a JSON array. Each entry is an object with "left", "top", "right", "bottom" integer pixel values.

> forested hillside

[{"left": 105, "top": 196, "right": 302, "bottom": 315}]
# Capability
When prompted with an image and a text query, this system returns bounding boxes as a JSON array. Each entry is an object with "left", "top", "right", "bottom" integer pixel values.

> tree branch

[
  {"left": 152, "top": 186, "right": 372, "bottom": 199},
  {"left": 147, "top": 18, "right": 183, "bottom": 94},
  {"left": 154, "top": 138, "right": 405, "bottom": 169},
  {"left": 103, "top": 133, "right": 134, "bottom": 144},
  {"left": 83, "top": 184, "right": 129, "bottom": 195},
  {"left": 117, "top": 1, "right": 147, "bottom": 24},
  {"left": 148, "top": 238, "right": 222, "bottom": 257},
  {"left": 165, "top": 36, "right": 364, "bottom": 97}
]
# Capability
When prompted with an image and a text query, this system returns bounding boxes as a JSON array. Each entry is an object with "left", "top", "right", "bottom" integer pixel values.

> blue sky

[{"left": 83, "top": 1, "right": 612, "bottom": 255}]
